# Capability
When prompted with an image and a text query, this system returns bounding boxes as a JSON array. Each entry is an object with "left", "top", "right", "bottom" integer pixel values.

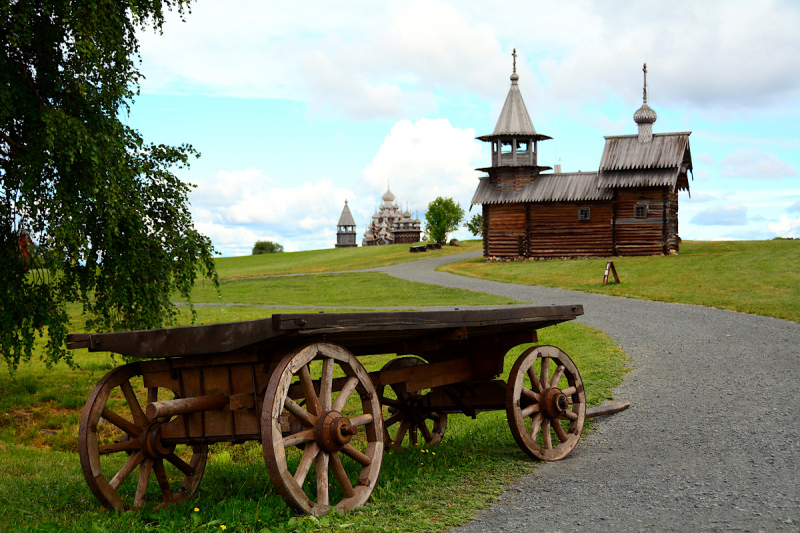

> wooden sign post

[{"left": 603, "top": 261, "right": 620, "bottom": 285}]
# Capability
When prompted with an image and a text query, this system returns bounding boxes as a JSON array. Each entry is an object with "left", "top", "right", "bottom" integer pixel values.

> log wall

[
  {"left": 614, "top": 187, "right": 667, "bottom": 256},
  {"left": 529, "top": 201, "right": 614, "bottom": 258},
  {"left": 485, "top": 203, "right": 526, "bottom": 256},
  {"left": 665, "top": 189, "right": 679, "bottom": 253}
]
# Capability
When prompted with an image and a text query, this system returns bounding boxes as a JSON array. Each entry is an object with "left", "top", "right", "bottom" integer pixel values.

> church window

[
  {"left": 635, "top": 205, "right": 647, "bottom": 218},
  {"left": 578, "top": 207, "right": 591, "bottom": 220}
]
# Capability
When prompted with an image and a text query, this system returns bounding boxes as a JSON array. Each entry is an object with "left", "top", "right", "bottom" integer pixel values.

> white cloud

[
  {"left": 136, "top": 1, "right": 800, "bottom": 119},
  {"left": 719, "top": 148, "right": 797, "bottom": 179},
  {"left": 768, "top": 214, "right": 800, "bottom": 237},
  {"left": 189, "top": 168, "right": 357, "bottom": 254},
  {"left": 362, "top": 118, "right": 484, "bottom": 214},
  {"left": 787, "top": 200, "right": 800, "bottom": 212},
  {"left": 690, "top": 204, "right": 748, "bottom": 226}
]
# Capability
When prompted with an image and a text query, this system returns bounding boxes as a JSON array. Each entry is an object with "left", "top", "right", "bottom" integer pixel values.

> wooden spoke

[
  {"left": 319, "top": 358, "right": 334, "bottom": 411},
  {"left": 341, "top": 444, "right": 372, "bottom": 466},
  {"left": 79, "top": 363, "right": 208, "bottom": 511},
  {"left": 520, "top": 403, "right": 540, "bottom": 418},
  {"left": 293, "top": 442, "right": 320, "bottom": 486},
  {"left": 527, "top": 366, "right": 541, "bottom": 394},
  {"left": 521, "top": 387, "right": 539, "bottom": 402},
  {"left": 262, "top": 343, "right": 383, "bottom": 516},
  {"left": 349, "top": 413, "right": 373, "bottom": 427},
  {"left": 381, "top": 397, "right": 402, "bottom": 409},
  {"left": 134, "top": 459, "right": 153, "bottom": 509},
  {"left": 316, "top": 451, "right": 329, "bottom": 507},
  {"left": 299, "top": 365, "right": 322, "bottom": 416},
  {"left": 110, "top": 450, "right": 144, "bottom": 490},
  {"left": 541, "top": 419, "right": 552, "bottom": 450},
  {"left": 331, "top": 376, "right": 359, "bottom": 412},
  {"left": 550, "top": 365, "right": 566, "bottom": 388},
  {"left": 529, "top": 412, "right": 543, "bottom": 438},
  {"left": 330, "top": 452, "right": 355, "bottom": 498},
  {"left": 384, "top": 411, "right": 403, "bottom": 428},
  {"left": 152, "top": 459, "right": 174, "bottom": 503},
  {"left": 553, "top": 420, "right": 570, "bottom": 442},
  {"left": 419, "top": 422, "right": 433, "bottom": 442},
  {"left": 394, "top": 419, "right": 411, "bottom": 445},
  {"left": 120, "top": 380, "right": 148, "bottom": 427},
  {"left": 505, "top": 346, "right": 586, "bottom": 461},
  {"left": 409, "top": 425, "right": 418, "bottom": 446},
  {"left": 283, "top": 428, "right": 315, "bottom": 448},
  {"left": 99, "top": 438, "right": 141, "bottom": 455},
  {"left": 165, "top": 452, "right": 195, "bottom": 477},
  {"left": 284, "top": 397, "right": 315, "bottom": 427},
  {"left": 101, "top": 407, "right": 141, "bottom": 437},
  {"left": 540, "top": 357, "right": 550, "bottom": 390}
]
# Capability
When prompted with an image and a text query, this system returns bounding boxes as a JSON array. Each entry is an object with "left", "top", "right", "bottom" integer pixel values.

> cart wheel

[
  {"left": 378, "top": 357, "right": 447, "bottom": 449},
  {"left": 262, "top": 343, "right": 383, "bottom": 516},
  {"left": 505, "top": 345, "right": 586, "bottom": 461},
  {"left": 78, "top": 363, "right": 208, "bottom": 511}
]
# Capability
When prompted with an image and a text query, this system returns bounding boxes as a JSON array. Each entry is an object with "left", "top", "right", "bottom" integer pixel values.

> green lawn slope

[{"left": 439, "top": 240, "right": 800, "bottom": 323}]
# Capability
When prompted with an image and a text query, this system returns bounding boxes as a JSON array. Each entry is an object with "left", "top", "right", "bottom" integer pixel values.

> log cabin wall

[
  {"left": 665, "top": 189, "right": 679, "bottom": 253},
  {"left": 613, "top": 187, "right": 667, "bottom": 256},
  {"left": 486, "top": 203, "right": 526, "bottom": 256},
  {"left": 529, "top": 201, "right": 614, "bottom": 258}
]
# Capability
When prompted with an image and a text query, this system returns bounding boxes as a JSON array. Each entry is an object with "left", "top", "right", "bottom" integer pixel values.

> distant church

[
  {"left": 335, "top": 200, "right": 357, "bottom": 248},
  {"left": 472, "top": 53, "right": 693, "bottom": 258},
  {"left": 362, "top": 185, "right": 422, "bottom": 246}
]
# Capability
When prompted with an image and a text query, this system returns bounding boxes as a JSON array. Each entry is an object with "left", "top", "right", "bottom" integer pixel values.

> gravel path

[{"left": 373, "top": 251, "right": 800, "bottom": 533}]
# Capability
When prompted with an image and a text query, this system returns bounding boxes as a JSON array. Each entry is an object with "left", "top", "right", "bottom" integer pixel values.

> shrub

[{"left": 252, "top": 241, "right": 284, "bottom": 254}]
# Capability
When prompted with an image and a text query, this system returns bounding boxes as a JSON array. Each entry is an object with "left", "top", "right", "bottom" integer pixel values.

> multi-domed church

[
  {"left": 362, "top": 185, "right": 422, "bottom": 246},
  {"left": 471, "top": 55, "right": 693, "bottom": 258}
]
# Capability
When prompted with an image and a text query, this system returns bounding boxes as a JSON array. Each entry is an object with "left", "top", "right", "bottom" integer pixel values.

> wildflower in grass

[
  {"left": 220, "top": 526, "right": 227, "bottom": 531},
  {"left": 194, "top": 508, "right": 199, "bottom": 512},
  {"left": 432, "top": 452, "right": 436, "bottom": 455}
]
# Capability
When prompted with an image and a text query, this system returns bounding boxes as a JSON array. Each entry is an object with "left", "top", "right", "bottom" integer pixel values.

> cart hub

[
  {"left": 541, "top": 388, "right": 569, "bottom": 419},
  {"left": 316, "top": 410, "right": 356, "bottom": 453},
  {"left": 141, "top": 423, "right": 176, "bottom": 460}
]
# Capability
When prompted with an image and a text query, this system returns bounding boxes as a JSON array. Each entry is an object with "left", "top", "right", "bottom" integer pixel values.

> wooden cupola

[{"left": 476, "top": 49, "right": 552, "bottom": 174}]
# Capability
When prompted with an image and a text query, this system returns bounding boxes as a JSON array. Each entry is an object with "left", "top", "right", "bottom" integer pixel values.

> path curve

[{"left": 373, "top": 251, "right": 800, "bottom": 532}]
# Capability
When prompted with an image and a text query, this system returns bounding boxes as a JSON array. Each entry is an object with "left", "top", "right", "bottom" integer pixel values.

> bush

[
  {"left": 425, "top": 197, "right": 464, "bottom": 245},
  {"left": 252, "top": 241, "right": 284, "bottom": 254},
  {"left": 466, "top": 213, "right": 483, "bottom": 237}
]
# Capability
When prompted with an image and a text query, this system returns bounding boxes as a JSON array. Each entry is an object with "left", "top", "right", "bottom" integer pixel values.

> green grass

[
  {"left": 213, "top": 241, "right": 482, "bottom": 280},
  {"left": 439, "top": 240, "right": 800, "bottom": 323},
  {"left": 0, "top": 306, "right": 627, "bottom": 532},
  {"left": 191, "top": 272, "right": 517, "bottom": 307}
]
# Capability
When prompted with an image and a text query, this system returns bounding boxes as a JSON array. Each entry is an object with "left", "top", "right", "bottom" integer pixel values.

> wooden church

[{"left": 471, "top": 56, "right": 693, "bottom": 258}]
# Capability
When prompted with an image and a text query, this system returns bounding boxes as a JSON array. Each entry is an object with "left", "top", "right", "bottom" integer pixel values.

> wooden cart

[{"left": 67, "top": 305, "right": 627, "bottom": 516}]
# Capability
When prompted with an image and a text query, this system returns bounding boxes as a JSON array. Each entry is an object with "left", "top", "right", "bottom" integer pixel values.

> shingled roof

[
  {"left": 597, "top": 132, "right": 692, "bottom": 190},
  {"left": 337, "top": 200, "right": 356, "bottom": 226},
  {"left": 471, "top": 172, "right": 612, "bottom": 206}
]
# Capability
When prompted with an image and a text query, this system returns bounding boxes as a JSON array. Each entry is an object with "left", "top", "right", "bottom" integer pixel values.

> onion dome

[
  {"left": 634, "top": 63, "right": 657, "bottom": 143},
  {"left": 381, "top": 186, "right": 395, "bottom": 203}
]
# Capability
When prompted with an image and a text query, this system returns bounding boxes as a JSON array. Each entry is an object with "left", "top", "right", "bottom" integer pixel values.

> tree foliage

[
  {"left": 466, "top": 213, "right": 483, "bottom": 237},
  {"left": 424, "top": 197, "right": 464, "bottom": 245},
  {"left": 1, "top": 0, "right": 218, "bottom": 370},
  {"left": 252, "top": 240, "right": 284, "bottom": 254}
]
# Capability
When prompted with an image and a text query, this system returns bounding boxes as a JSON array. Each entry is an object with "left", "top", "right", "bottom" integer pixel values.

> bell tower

[{"left": 476, "top": 49, "right": 552, "bottom": 190}]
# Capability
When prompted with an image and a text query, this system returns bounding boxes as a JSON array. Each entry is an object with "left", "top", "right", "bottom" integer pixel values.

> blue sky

[{"left": 129, "top": 0, "right": 800, "bottom": 255}]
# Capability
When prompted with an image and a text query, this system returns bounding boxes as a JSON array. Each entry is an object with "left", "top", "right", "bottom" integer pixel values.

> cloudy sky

[{"left": 129, "top": 0, "right": 800, "bottom": 255}]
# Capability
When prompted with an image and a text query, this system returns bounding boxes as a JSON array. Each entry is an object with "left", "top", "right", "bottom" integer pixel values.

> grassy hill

[
  {"left": 439, "top": 240, "right": 800, "bottom": 323},
  {"left": 214, "top": 240, "right": 483, "bottom": 280}
]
